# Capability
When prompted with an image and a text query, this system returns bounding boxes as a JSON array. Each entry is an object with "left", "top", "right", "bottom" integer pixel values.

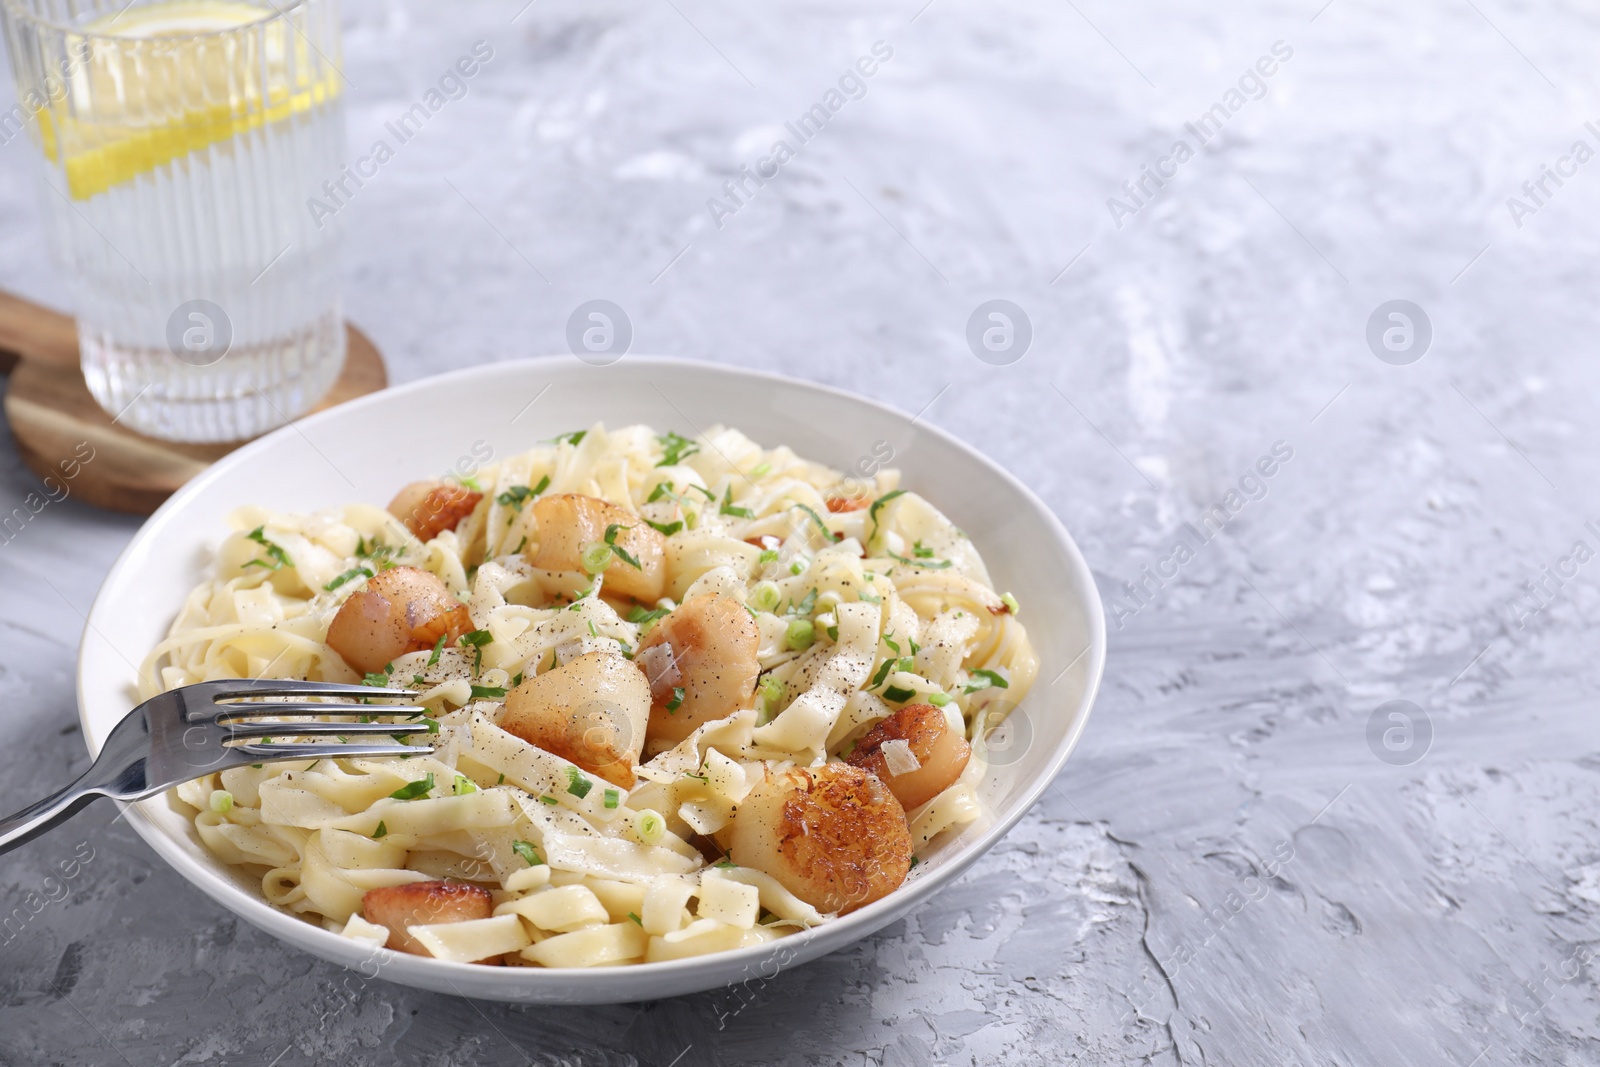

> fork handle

[{"left": 0, "top": 779, "right": 102, "bottom": 855}]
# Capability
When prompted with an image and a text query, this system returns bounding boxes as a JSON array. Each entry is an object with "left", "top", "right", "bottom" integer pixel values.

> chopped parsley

[
  {"left": 470, "top": 685, "right": 508, "bottom": 700},
  {"left": 787, "top": 587, "right": 818, "bottom": 617},
  {"left": 889, "top": 549, "right": 952, "bottom": 570},
  {"left": 656, "top": 431, "right": 700, "bottom": 467},
  {"left": 553, "top": 430, "right": 587, "bottom": 447},
  {"left": 627, "top": 911, "right": 644, "bottom": 926},
  {"left": 791, "top": 503, "right": 831, "bottom": 540},
  {"left": 355, "top": 537, "right": 400, "bottom": 570},
  {"left": 603, "top": 523, "right": 643, "bottom": 569},
  {"left": 758, "top": 548, "right": 780, "bottom": 565},
  {"left": 666, "top": 686, "right": 685, "bottom": 713},
  {"left": 389, "top": 774, "right": 434, "bottom": 800},
  {"left": 512, "top": 840, "right": 543, "bottom": 866},
  {"left": 427, "top": 634, "right": 447, "bottom": 666},
  {"left": 719, "top": 486, "right": 754, "bottom": 519},
  {"left": 869, "top": 659, "right": 895, "bottom": 689},
  {"left": 628, "top": 605, "right": 671, "bottom": 629},
  {"left": 647, "top": 481, "right": 676, "bottom": 503},
  {"left": 867, "top": 489, "right": 907, "bottom": 544},
  {"left": 644, "top": 518, "right": 683, "bottom": 536},
  {"left": 243, "top": 526, "right": 292, "bottom": 571},
  {"left": 827, "top": 624, "right": 839, "bottom": 641},
  {"left": 539, "top": 795, "right": 559, "bottom": 805},
  {"left": 512, "top": 535, "right": 529, "bottom": 554},
  {"left": 964, "top": 669, "right": 1010, "bottom": 694},
  {"left": 497, "top": 485, "right": 535, "bottom": 510},
  {"left": 604, "top": 788, "right": 620, "bottom": 810},
  {"left": 858, "top": 588, "right": 882, "bottom": 604},
  {"left": 361, "top": 664, "right": 394, "bottom": 688},
  {"left": 883, "top": 685, "right": 916, "bottom": 704},
  {"left": 371, "top": 821, "right": 388, "bottom": 839},
  {"left": 458, "top": 629, "right": 493, "bottom": 671},
  {"left": 883, "top": 634, "right": 901, "bottom": 654},
  {"left": 323, "top": 566, "right": 373, "bottom": 591},
  {"left": 686, "top": 484, "right": 717, "bottom": 503}
]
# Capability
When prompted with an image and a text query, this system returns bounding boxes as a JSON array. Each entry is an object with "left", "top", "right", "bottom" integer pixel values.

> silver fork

[{"left": 0, "top": 679, "right": 436, "bottom": 854}]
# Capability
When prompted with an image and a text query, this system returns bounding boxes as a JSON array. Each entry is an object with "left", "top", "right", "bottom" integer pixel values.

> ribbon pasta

[{"left": 152, "top": 423, "right": 1038, "bottom": 967}]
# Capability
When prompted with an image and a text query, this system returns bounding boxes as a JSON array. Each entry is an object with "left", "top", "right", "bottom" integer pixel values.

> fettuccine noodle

[{"left": 150, "top": 424, "right": 1038, "bottom": 967}]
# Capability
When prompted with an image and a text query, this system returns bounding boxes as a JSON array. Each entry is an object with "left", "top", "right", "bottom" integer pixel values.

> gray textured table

[{"left": 3, "top": 0, "right": 1597, "bottom": 1063}]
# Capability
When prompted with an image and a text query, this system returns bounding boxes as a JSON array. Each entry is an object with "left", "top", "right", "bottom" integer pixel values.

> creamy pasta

[{"left": 148, "top": 424, "right": 1039, "bottom": 968}]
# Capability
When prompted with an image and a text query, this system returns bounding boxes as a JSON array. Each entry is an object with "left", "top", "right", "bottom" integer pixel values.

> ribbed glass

[{"left": 1, "top": 0, "right": 346, "bottom": 443}]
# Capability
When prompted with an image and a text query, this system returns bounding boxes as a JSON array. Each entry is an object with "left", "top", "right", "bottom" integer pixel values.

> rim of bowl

[{"left": 77, "top": 355, "right": 1107, "bottom": 993}]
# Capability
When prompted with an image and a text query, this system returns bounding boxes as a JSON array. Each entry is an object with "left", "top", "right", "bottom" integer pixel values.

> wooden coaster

[{"left": 0, "top": 290, "right": 387, "bottom": 515}]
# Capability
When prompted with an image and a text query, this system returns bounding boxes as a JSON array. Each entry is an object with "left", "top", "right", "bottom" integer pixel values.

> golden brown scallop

[
  {"left": 725, "top": 762, "right": 912, "bottom": 915},
  {"left": 637, "top": 593, "right": 761, "bottom": 746},
  {"left": 387, "top": 481, "right": 483, "bottom": 542},
  {"left": 529, "top": 493, "right": 666, "bottom": 603},
  {"left": 500, "top": 651, "right": 651, "bottom": 788},
  {"left": 845, "top": 703, "right": 971, "bottom": 811},
  {"left": 325, "top": 565, "right": 474, "bottom": 675},
  {"left": 362, "top": 880, "right": 496, "bottom": 959}
]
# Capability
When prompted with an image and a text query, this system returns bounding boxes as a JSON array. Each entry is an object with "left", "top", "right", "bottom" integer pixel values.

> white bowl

[{"left": 78, "top": 357, "right": 1105, "bottom": 1004}]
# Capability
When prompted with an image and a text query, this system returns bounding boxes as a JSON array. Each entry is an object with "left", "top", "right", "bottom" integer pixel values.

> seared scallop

[
  {"left": 845, "top": 703, "right": 971, "bottom": 811},
  {"left": 325, "top": 565, "right": 473, "bottom": 675},
  {"left": 388, "top": 481, "right": 483, "bottom": 542},
  {"left": 500, "top": 651, "right": 651, "bottom": 787},
  {"left": 725, "top": 762, "right": 912, "bottom": 915},
  {"left": 362, "top": 880, "right": 494, "bottom": 957},
  {"left": 529, "top": 494, "right": 666, "bottom": 603},
  {"left": 637, "top": 593, "right": 761, "bottom": 746}
]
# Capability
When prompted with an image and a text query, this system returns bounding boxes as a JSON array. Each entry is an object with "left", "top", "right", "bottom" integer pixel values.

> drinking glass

[{"left": 1, "top": 0, "right": 346, "bottom": 442}]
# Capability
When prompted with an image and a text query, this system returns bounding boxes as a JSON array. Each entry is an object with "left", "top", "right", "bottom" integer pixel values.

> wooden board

[{"left": 0, "top": 291, "right": 387, "bottom": 515}]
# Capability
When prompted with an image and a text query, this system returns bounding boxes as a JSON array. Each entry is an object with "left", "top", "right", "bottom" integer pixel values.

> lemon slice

[{"left": 36, "top": 1, "right": 341, "bottom": 200}]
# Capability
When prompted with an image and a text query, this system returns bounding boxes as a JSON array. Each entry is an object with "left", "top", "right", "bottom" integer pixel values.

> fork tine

[
  {"left": 225, "top": 721, "right": 434, "bottom": 739},
  {"left": 239, "top": 742, "right": 437, "bottom": 763},
  {"left": 213, "top": 680, "right": 418, "bottom": 701},
  {"left": 214, "top": 702, "right": 431, "bottom": 720}
]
